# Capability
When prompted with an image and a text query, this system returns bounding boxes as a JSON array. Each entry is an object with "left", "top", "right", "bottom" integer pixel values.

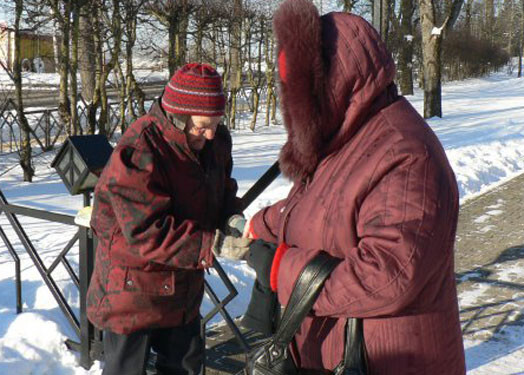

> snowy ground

[
  {"left": 1, "top": 69, "right": 524, "bottom": 374},
  {"left": 0, "top": 69, "right": 168, "bottom": 91}
]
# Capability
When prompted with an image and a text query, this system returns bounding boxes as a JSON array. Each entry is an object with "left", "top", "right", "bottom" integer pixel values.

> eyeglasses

[{"left": 190, "top": 124, "right": 217, "bottom": 136}]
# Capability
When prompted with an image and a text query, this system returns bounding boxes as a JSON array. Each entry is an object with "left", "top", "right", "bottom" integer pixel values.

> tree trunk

[
  {"left": 195, "top": 7, "right": 204, "bottom": 62},
  {"left": 398, "top": 0, "right": 415, "bottom": 95},
  {"left": 125, "top": 7, "right": 145, "bottom": 118},
  {"left": 381, "top": 0, "right": 391, "bottom": 46},
  {"left": 264, "top": 24, "right": 276, "bottom": 127},
  {"left": 98, "top": 0, "right": 122, "bottom": 135},
  {"left": 79, "top": 6, "right": 96, "bottom": 104},
  {"left": 342, "top": 0, "right": 354, "bottom": 12},
  {"left": 163, "top": 0, "right": 189, "bottom": 76},
  {"left": 229, "top": 0, "right": 242, "bottom": 130},
  {"left": 418, "top": 0, "right": 464, "bottom": 118},
  {"left": 115, "top": 59, "right": 127, "bottom": 132},
  {"left": 485, "top": 0, "right": 494, "bottom": 42},
  {"left": 270, "top": 91, "right": 277, "bottom": 124},
  {"left": 70, "top": 0, "right": 80, "bottom": 135},
  {"left": 520, "top": 0, "right": 524, "bottom": 77},
  {"left": 419, "top": 0, "right": 442, "bottom": 118},
  {"left": 51, "top": 7, "right": 61, "bottom": 73},
  {"left": 248, "top": 17, "right": 263, "bottom": 131},
  {"left": 506, "top": 0, "right": 514, "bottom": 54},
  {"left": 175, "top": 2, "right": 188, "bottom": 69},
  {"left": 58, "top": 0, "right": 72, "bottom": 132},
  {"left": 89, "top": 2, "right": 103, "bottom": 135},
  {"left": 14, "top": 0, "right": 34, "bottom": 181},
  {"left": 464, "top": 0, "right": 474, "bottom": 34}
]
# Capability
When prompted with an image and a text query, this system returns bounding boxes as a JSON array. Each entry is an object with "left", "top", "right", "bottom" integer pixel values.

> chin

[{"left": 191, "top": 141, "right": 206, "bottom": 151}]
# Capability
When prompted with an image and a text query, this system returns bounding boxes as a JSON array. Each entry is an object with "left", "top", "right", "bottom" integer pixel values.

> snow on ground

[
  {"left": 1, "top": 69, "right": 524, "bottom": 374},
  {"left": 0, "top": 69, "right": 168, "bottom": 91}
]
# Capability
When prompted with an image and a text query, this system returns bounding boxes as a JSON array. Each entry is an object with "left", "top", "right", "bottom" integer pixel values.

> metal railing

[
  {"left": 0, "top": 96, "right": 156, "bottom": 156},
  {"left": 0, "top": 189, "right": 256, "bottom": 370},
  {"left": 0, "top": 83, "right": 265, "bottom": 158}
]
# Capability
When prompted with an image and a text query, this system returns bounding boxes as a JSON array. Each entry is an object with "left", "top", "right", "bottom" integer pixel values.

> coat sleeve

[
  {"left": 276, "top": 143, "right": 459, "bottom": 318},
  {"left": 250, "top": 198, "right": 287, "bottom": 243},
  {"left": 105, "top": 141, "right": 215, "bottom": 270},
  {"left": 218, "top": 126, "right": 243, "bottom": 224}
]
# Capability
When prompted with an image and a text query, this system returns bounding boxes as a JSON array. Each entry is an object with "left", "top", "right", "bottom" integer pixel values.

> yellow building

[{"left": 0, "top": 24, "right": 56, "bottom": 73}]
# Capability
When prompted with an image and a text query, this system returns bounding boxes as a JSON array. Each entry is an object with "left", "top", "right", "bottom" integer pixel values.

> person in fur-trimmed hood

[{"left": 245, "top": 0, "right": 466, "bottom": 374}]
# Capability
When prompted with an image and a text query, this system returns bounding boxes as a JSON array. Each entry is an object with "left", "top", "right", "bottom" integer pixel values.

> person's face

[{"left": 184, "top": 115, "right": 221, "bottom": 151}]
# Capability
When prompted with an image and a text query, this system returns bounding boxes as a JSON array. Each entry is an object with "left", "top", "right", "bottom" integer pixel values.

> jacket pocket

[{"left": 123, "top": 268, "right": 176, "bottom": 296}]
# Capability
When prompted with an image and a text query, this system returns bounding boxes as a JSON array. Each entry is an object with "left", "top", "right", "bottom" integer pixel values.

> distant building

[{"left": 0, "top": 22, "right": 56, "bottom": 73}]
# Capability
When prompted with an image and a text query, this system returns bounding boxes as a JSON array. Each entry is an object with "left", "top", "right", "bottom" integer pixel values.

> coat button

[
  {"left": 163, "top": 284, "right": 170, "bottom": 290},
  {"left": 126, "top": 280, "right": 133, "bottom": 286},
  {"left": 280, "top": 206, "right": 286, "bottom": 213},
  {"left": 201, "top": 259, "right": 207, "bottom": 266}
]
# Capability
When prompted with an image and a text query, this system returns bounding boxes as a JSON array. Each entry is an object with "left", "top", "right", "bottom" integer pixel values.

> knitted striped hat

[{"left": 162, "top": 63, "right": 225, "bottom": 117}]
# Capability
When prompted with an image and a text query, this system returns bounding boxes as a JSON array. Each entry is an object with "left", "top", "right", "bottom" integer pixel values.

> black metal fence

[
  {"left": 0, "top": 189, "right": 254, "bottom": 370},
  {"left": 0, "top": 96, "right": 154, "bottom": 156},
  {"left": 0, "top": 84, "right": 263, "bottom": 158}
]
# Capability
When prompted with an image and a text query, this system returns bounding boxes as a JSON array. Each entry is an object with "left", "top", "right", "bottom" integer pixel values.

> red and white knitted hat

[{"left": 162, "top": 63, "right": 225, "bottom": 117}]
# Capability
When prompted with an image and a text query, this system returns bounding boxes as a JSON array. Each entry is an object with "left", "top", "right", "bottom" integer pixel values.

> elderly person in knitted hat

[
  {"left": 244, "top": 0, "right": 466, "bottom": 374},
  {"left": 87, "top": 63, "right": 251, "bottom": 375}
]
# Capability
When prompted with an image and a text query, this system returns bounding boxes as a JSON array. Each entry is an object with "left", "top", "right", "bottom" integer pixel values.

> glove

[
  {"left": 225, "top": 214, "right": 247, "bottom": 237},
  {"left": 241, "top": 279, "right": 280, "bottom": 335},
  {"left": 247, "top": 240, "right": 277, "bottom": 289},
  {"left": 212, "top": 229, "right": 252, "bottom": 260}
]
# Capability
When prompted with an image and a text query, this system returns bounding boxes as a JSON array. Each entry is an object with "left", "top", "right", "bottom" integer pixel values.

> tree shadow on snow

[
  {"left": 457, "top": 244, "right": 524, "bottom": 371},
  {"left": 0, "top": 339, "right": 76, "bottom": 375},
  {"left": 0, "top": 278, "right": 41, "bottom": 337}
]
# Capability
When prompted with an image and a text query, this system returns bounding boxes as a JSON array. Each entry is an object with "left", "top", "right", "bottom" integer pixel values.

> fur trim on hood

[{"left": 273, "top": 0, "right": 396, "bottom": 181}]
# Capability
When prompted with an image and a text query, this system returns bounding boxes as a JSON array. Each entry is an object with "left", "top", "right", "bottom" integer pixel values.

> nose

[{"left": 203, "top": 128, "right": 216, "bottom": 140}]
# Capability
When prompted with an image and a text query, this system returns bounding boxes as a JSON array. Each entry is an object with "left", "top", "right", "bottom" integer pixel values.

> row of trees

[{"left": 1, "top": 0, "right": 523, "bottom": 182}]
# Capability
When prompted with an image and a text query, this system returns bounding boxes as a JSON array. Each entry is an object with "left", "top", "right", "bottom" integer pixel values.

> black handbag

[{"left": 239, "top": 252, "right": 368, "bottom": 375}]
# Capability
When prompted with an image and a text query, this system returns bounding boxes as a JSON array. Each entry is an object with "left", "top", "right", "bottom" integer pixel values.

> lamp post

[
  {"left": 51, "top": 135, "right": 113, "bottom": 368},
  {"left": 51, "top": 135, "right": 113, "bottom": 197}
]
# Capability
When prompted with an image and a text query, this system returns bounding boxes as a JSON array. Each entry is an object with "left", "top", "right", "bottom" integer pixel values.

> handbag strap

[
  {"left": 334, "top": 318, "right": 367, "bottom": 375},
  {"left": 273, "top": 252, "right": 341, "bottom": 346}
]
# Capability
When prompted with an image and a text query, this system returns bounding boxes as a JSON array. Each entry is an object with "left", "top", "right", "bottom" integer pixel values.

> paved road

[
  {"left": 455, "top": 173, "right": 524, "bottom": 354},
  {"left": 202, "top": 172, "right": 524, "bottom": 374}
]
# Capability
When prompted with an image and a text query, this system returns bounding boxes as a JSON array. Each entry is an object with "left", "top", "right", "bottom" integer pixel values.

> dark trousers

[{"left": 102, "top": 317, "right": 204, "bottom": 375}]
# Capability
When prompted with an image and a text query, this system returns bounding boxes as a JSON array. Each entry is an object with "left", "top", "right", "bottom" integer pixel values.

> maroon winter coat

[
  {"left": 87, "top": 100, "right": 239, "bottom": 334},
  {"left": 251, "top": 4, "right": 465, "bottom": 375}
]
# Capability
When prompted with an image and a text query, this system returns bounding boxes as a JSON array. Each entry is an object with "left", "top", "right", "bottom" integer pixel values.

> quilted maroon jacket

[
  {"left": 251, "top": 4, "right": 465, "bottom": 375},
  {"left": 87, "top": 100, "right": 239, "bottom": 334}
]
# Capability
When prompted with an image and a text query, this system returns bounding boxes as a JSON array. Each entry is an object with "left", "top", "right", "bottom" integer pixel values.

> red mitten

[{"left": 270, "top": 242, "right": 289, "bottom": 292}]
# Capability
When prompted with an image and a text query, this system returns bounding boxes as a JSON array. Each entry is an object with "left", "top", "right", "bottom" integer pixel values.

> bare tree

[
  {"left": 69, "top": 0, "right": 81, "bottom": 134},
  {"left": 14, "top": 0, "right": 35, "bottom": 181},
  {"left": 48, "top": 0, "right": 73, "bottom": 130},
  {"left": 146, "top": 0, "right": 192, "bottom": 76},
  {"left": 418, "top": 0, "right": 464, "bottom": 118},
  {"left": 78, "top": 4, "right": 96, "bottom": 109},
  {"left": 485, "top": 0, "right": 494, "bottom": 42},
  {"left": 245, "top": 14, "right": 265, "bottom": 130},
  {"left": 518, "top": 0, "right": 524, "bottom": 77},
  {"left": 122, "top": 0, "right": 147, "bottom": 121},
  {"left": 395, "top": 0, "right": 416, "bottom": 95},
  {"left": 89, "top": 0, "right": 122, "bottom": 135},
  {"left": 228, "top": 0, "right": 242, "bottom": 129},
  {"left": 338, "top": 0, "right": 359, "bottom": 12}
]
